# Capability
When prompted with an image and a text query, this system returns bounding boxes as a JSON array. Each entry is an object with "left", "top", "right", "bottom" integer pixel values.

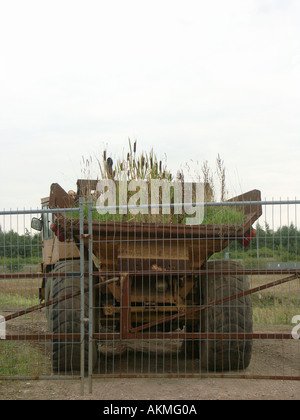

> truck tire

[
  {"left": 200, "top": 261, "right": 253, "bottom": 372},
  {"left": 45, "top": 260, "right": 97, "bottom": 373}
]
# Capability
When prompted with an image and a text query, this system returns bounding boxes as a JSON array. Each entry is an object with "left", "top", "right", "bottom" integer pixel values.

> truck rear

[{"left": 34, "top": 180, "right": 262, "bottom": 373}]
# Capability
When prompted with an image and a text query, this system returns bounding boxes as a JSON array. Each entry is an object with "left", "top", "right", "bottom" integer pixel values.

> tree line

[
  {"left": 228, "top": 222, "right": 300, "bottom": 261},
  {"left": 0, "top": 227, "right": 42, "bottom": 259}
]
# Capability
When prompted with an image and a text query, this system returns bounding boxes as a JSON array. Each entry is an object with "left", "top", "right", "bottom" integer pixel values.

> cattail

[{"left": 134, "top": 141, "right": 137, "bottom": 154}]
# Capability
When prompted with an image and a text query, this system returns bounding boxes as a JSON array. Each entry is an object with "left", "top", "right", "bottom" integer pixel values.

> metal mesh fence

[{"left": 0, "top": 198, "right": 299, "bottom": 392}]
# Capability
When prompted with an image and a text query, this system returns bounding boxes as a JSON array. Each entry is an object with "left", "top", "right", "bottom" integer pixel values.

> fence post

[
  {"left": 88, "top": 197, "right": 94, "bottom": 393},
  {"left": 79, "top": 198, "right": 85, "bottom": 395}
]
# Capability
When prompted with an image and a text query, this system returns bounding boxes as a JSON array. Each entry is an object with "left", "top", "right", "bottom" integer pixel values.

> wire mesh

[
  {"left": 0, "top": 207, "right": 84, "bottom": 382},
  {"left": 0, "top": 198, "right": 299, "bottom": 389},
  {"left": 89, "top": 198, "right": 300, "bottom": 381}
]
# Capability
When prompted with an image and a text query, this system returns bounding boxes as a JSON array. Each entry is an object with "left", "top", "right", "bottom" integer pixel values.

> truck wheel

[
  {"left": 45, "top": 260, "right": 97, "bottom": 373},
  {"left": 200, "top": 261, "right": 253, "bottom": 372}
]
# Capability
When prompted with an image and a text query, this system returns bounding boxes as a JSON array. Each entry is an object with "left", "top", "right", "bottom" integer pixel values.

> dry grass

[
  {"left": 79, "top": 140, "right": 245, "bottom": 225},
  {"left": 94, "top": 139, "right": 228, "bottom": 201},
  {"left": 249, "top": 274, "right": 300, "bottom": 326},
  {"left": 0, "top": 278, "right": 40, "bottom": 310}
]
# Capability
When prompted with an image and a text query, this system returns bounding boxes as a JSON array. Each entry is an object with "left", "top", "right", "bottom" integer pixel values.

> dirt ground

[
  {"left": 0, "top": 377, "right": 299, "bottom": 400},
  {"left": 1, "top": 337, "right": 299, "bottom": 400}
]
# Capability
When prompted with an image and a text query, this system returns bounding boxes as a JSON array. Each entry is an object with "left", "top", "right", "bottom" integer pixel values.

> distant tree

[{"left": 0, "top": 229, "right": 42, "bottom": 259}]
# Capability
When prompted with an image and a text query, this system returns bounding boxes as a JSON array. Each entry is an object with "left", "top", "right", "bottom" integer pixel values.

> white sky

[{"left": 0, "top": 0, "right": 300, "bottom": 212}]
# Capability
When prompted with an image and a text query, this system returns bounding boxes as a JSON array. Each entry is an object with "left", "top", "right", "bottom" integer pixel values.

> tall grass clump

[{"left": 79, "top": 139, "right": 245, "bottom": 225}]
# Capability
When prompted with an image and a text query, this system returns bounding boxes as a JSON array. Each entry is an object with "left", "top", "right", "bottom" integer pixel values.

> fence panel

[
  {"left": 0, "top": 198, "right": 299, "bottom": 394},
  {"left": 88, "top": 198, "right": 300, "bottom": 385},
  {"left": 0, "top": 206, "right": 86, "bottom": 392}
]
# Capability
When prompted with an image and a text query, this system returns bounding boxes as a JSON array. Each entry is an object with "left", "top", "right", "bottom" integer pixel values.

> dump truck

[{"left": 32, "top": 179, "right": 262, "bottom": 373}]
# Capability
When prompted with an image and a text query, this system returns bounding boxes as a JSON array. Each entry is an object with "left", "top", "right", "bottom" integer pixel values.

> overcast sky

[{"left": 0, "top": 0, "right": 299, "bottom": 213}]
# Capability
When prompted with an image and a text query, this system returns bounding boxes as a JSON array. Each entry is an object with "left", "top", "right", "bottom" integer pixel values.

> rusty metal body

[{"left": 40, "top": 181, "right": 262, "bottom": 334}]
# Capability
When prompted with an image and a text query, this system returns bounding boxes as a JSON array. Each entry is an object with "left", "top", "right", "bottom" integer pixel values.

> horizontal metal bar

[
  {"left": 2, "top": 374, "right": 299, "bottom": 381},
  {"left": 0, "top": 208, "right": 80, "bottom": 216},
  {"left": 3, "top": 332, "right": 295, "bottom": 342},
  {"left": 93, "top": 269, "right": 300, "bottom": 277},
  {"left": 0, "top": 272, "right": 82, "bottom": 280},
  {"left": 4, "top": 334, "right": 82, "bottom": 340},
  {"left": 1, "top": 268, "right": 299, "bottom": 281},
  {"left": 1, "top": 199, "right": 298, "bottom": 217},
  {"left": 0, "top": 376, "right": 81, "bottom": 381},
  {"left": 90, "top": 373, "right": 300, "bottom": 380},
  {"left": 206, "top": 200, "right": 300, "bottom": 206},
  {"left": 92, "top": 333, "right": 294, "bottom": 340}
]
